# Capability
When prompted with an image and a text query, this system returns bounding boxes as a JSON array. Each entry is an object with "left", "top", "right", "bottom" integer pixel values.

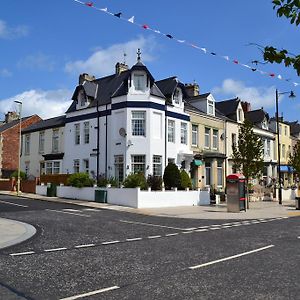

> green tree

[
  {"left": 232, "top": 119, "right": 264, "bottom": 207},
  {"left": 289, "top": 140, "right": 300, "bottom": 174},
  {"left": 263, "top": 0, "right": 300, "bottom": 75},
  {"left": 180, "top": 169, "right": 192, "bottom": 190},
  {"left": 163, "top": 163, "right": 181, "bottom": 190}
]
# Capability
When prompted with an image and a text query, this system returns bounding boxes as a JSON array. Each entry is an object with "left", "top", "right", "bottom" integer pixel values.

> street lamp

[
  {"left": 14, "top": 100, "right": 22, "bottom": 196},
  {"left": 275, "top": 90, "right": 296, "bottom": 205}
]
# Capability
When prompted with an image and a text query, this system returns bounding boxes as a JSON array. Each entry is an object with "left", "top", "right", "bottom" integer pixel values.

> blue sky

[{"left": 0, "top": 0, "right": 299, "bottom": 121}]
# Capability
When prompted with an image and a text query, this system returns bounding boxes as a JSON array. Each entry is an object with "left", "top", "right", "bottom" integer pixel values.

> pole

[
  {"left": 275, "top": 89, "right": 282, "bottom": 205},
  {"left": 14, "top": 101, "right": 22, "bottom": 196}
]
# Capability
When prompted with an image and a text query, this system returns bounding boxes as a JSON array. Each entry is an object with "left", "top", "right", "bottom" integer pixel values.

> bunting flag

[{"left": 72, "top": 0, "right": 299, "bottom": 87}]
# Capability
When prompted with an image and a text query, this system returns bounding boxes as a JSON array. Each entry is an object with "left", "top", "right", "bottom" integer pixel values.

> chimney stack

[
  {"left": 185, "top": 82, "right": 200, "bottom": 97},
  {"left": 115, "top": 62, "right": 129, "bottom": 75},
  {"left": 5, "top": 111, "right": 19, "bottom": 123},
  {"left": 79, "top": 73, "right": 96, "bottom": 85},
  {"left": 241, "top": 101, "right": 251, "bottom": 112}
]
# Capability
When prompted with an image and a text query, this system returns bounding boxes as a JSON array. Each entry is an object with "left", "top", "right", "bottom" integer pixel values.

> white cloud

[
  {"left": 17, "top": 53, "right": 56, "bottom": 71},
  {"left": 65, "top": 36, "right": 157, "bottom": 76},
  {"left": 0, "top": 19, "right": 29, "bottom": 39},
  {"left": 0, "top": 68, "right": 12, "bottom": 77},
  {"left": 213, "top": 79, "right": 276, "bottom": 109},
  {"left": 0, "top": 89, "right": 72, "bottom": 119}
]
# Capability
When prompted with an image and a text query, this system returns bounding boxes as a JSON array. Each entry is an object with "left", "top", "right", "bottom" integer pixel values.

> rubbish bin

[
  {"left": 47, "top": 183, "right": 57, "bottom": 197},
  {"left": 296, "top": 197, "right": 300, "bottom": 210},
  {"left": 95, "top": 190, "right": 107, "bottom": 203}
]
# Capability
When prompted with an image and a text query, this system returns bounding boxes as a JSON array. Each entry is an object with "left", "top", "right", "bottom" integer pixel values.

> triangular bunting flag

[
  {"left": 114, "top": 12, "right": 122, "bottom": 18},
  {"left": 166, "top": 34, "right": 173, "bottom": 39},
  {"left": 128, "top": 16, "right": 134, "bottom": 23}
]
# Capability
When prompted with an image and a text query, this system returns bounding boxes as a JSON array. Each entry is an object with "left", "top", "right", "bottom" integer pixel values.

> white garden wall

[{"left": 35, "top": 185, "right": 211, "bottom": 208}]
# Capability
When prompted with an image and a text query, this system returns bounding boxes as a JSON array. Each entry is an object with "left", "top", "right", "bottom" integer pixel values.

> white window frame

[
  {"left": 208, "top": 100, "right": 214, "bottom": 115},
  {"left": 114, "top": 155, "right": 124, "bottom": 182},
  {"left": 52, "top": 129, "right": 59, "bottom": 153},
  {"left": 153, "top": 155, "right": 162, "bottom": 176},
  {"left": 83, "top": 159, "right": 89, "bottom": 174},
  {"left": 173, "top": 88, "right": 181, "bottom": 105},
  {"left": 131, "top": 155, "right": 146, "bottom": 174},
  {"left": 75, "top": 123, "right": 80, "bottom": 145},
  {"left": 192, "top": 124, "right": 198, "bottom": 147},
  {"left": 132, "top": 111, "right": 146, "bottom": 136},
  {"left": 84, "top": 122, "right": 90, "bottom": 144},
  {"left": 205, "top": 127, "right": 210, "bottom": 148},
  {"left": 73, "top": 159, "right": 80, "bottom": 173},
  {"left": 45, "top": 161, "right": 61, "bottom": 175},
  {"left": 133, "top": 74, "right": 146, "bottom": 92},
  {"left": 168, "top": 120, "right": 175, "bottom": 143},
  {"left": 39, "top": 131, "right": 45, "bottom": 154},
  {"left": 181, "top": 122, "right": 187, "bottom": 144},
  {"left": 25, "top": 134, "right": 30, "bottom": 155},
  {"left": 212, "top": 129, "right": 218, "bottom": 149},
  {"left": 217, "top": 161, "right": 223, "bottom": 187}
]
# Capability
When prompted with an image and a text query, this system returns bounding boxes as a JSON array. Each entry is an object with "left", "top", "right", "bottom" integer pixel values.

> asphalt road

[{"left": 0, "top": 194, "right": 299, "bottom": 300}]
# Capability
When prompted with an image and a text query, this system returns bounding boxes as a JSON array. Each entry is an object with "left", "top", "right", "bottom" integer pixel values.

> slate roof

[
  {"left": 245, "top": 109, "right": 269, "bottom": 125},
  {"left": 22, "top": 115, "right": 66, "bottom": 134},
  {"left": 67, "top": 62, "right": 165, "bottom": 113},
  {"left": 215, "top": 98, "right": 239, "bottom": 118},
  {"left": 286, "top": 121, "right": 300, "bottom": 136},
  {"left": 184, "top": 100, "right": 226, "bottom": 119},
  {"left": 0, "top": 117, "right": 30, "bottom": 133}
]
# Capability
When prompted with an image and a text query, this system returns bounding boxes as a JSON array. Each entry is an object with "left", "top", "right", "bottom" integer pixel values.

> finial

[
  {"left": 137, "top": 48, "right": 141, "bottom": 62},
  {"left": 123, "top": 52, "right": 127, "bottom": 64}
]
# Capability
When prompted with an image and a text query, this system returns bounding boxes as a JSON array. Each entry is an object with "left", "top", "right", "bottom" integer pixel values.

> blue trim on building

[{"left": 66, "top": 101, "right": 190, "bottom": 123}]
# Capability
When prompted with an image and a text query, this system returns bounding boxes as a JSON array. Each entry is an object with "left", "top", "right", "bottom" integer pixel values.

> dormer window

[
  {"left": 174, "top": 88, "right": 180, "bottom": 104},
  {"left": 78, "top": 90, "right": 87, "bottom": 107},
  {"left": 133, "top": 74, "right": 146, "bottom": 91},
  {"left": 237, "top": 108, "right": 243, "bottom": 122},
  {"left": 208, "top": 100, "right": 214, "bottom": 115},
  {"left": 262, "top": 119, "right": 268, "bottom": 130}
]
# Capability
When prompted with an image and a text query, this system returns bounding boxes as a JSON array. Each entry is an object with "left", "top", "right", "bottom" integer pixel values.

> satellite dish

[{"left": 119, "top": 127, "right": 127, "bottom": 137}]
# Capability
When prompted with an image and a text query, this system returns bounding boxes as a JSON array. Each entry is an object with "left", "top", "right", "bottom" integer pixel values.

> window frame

[
  {"left": 191, "top": 124, "right": 198, "bottom": 147},
  {"left": 131, "top": 155, "right": 146, "bottom": 175},
  {"left": 181, "top": 122, "right": 188, "bottom": 145},
  {"left": 84, "top": 122, "right": 90, "bottom": 144},
  {"left": 39, "top": 131, "right": 45, "bottom": 154},
  {"left": 204, "top": 127, "right": 210, "bottom": 148},
  {"left": 153, "top": 155, "right": 162, "bottom": 176},
  {"left": 168, "top": 120, "right": 175, "bottom": 143},
  {"left": 131, "top": 111, "right": 146, "bottom": 136},
  {"left": 212, "top": 129, "right": 218, "bottom": 149},
  {"left": 75, "top": 123, "right": 80, "bottom": 145},
  {"left": 52, "top": 129, "right": 59, "bottom": 153}
]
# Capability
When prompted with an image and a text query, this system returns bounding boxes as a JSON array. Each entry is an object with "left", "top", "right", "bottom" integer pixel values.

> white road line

[
  {"left": 119, "top": 220, "right": 185, "bottom": 230},
  {"left": 251, "top": 221, "right": 260, "bottom": 224},
  {"left": 182, "top": 231, "right": 194, "bottom": 234},
  {"left": 210, "top": 227, "right": 221, "bottom": 230},
  {"left": 126, "top": 238, "right": 142, "bottom": 242},
  {"left": 148, "top": 235, "right": 161, "bottom": 239},
  {"left": 62, "top": 209, "right": 80, "bottom": 212},
  {"left": 184, "top": 227, "right": 197, "bottom": 231},
  {"left": 232, "top": 224, "right": 242, "bottom": 227},
  {"left": 0, "top": 200, "right": 28, "bottom": 208},
  {"left": 195, "top": 229, "right": 208, "bottom": 232},
  {"left": 222, "top": 225, "right": 233, "bottom": 228},
  {"left": 83, "top": 208, "right": 100, "bottom": 211},
  {"left": 75, "top": 244, "right": 95, "bottom": 248},
  {"left": 189, "top": 245, "right": 274, "bottom": 270},
  {"left": 165, "top": 233, "right": 179, "bottom": 237},
  {"left": 46, "top": 209, "right": 90, "bottom": 218},
  {"left": 231, "top": 222, "right": 242, "bottom": 225},
  {"left": 196, "top": 226, "right": 209, "bottom": 229},
  {"left": 222, "top": 223, "right": 233, "bottom": 226},
  {"left": 10, "top": 251, "right": 35, "bottom": 256},
  {"left": 59, "top": 286, "right": 120, "bottom": 300},
  {"left": 102, "top": 241, "right": 120, "bottom": 245},
  {"left": 211, "top": 224, "right": 222, "bottom": 227},
  {"left": 44, "top": 247, "right": 67, "bottom": 252}
]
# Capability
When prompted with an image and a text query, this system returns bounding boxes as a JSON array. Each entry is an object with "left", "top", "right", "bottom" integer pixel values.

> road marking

[
  {"left": 10, "top": 251, "right": 35, "bottom": 256},
  {"left": 189, "top": 245, "right": 274, "bottom": 270},
  {"left": 60, "top": 286, "right": 120, "bottom": 300},
  {"left": 210, "top": 227, "right": 221, "bottom": 230},
  {"left": 0, "top": 200, "right": 28, "bottom": 208},
  {"left": 221, "top": 225, "right": 233, "bottom": 228},
  {"left": 211, "top": 224, "right": 222, "bottom": 227},
  {"left": 75, "top": 244, "right": 95, "bottom": 248},
  {"left": 196, "top": 226, "right": 209, "bottom": 229},
  {"left": 195, "top": 229, "right": 208, "bottom": 232},
  {"left": 148, "top": 235, "right": 161, "bottom": 239},
  {"left": 62, "top": 209, "right": 80, "bottom": 212},
  {"left": 184, "top": 227, "right": 197, "bottom": 231},
  {"left": 46, "top": 209, "right": 90, "bottom": 217},
  {"left": 182, "top": 231, "right": 194, "bottom": 234},
  {"left": 251, "top": 221, "right": 260, "bottom": 224},
  {"left": 126, "top": 238, "right": 142, "bottom": 242},
  {"left": 165, "top": 233, "right": 179, "bottom": 236},
  {"left": 119, "top": 219, "right": 185, "bottom": 230},
  {"left": 232, "top": 224, "right": 242, "bottom": 227},
  {"left": 102, "top": 241, "right": 120, "bottom": 245},
  {"left": 83, "top": 208, "right": 100, "bottom": 211},
  {"left": 44, "top": 247, "right": 68, "bottom": 252}
]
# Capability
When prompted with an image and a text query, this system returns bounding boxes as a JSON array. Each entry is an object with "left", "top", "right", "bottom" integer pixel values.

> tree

[
  {"left": 163, "top": 163, "right": 181, "bottom": 190},
  {"left": 289, "top": 140, "right": 300, "bottom": 174},
  {"left": 180, "top": 169, "right": 192, "bottom": 190},
  {"left": 263, "top": 0, "right": 300, "bottom": 75},
  {"left": 232, "top": 119, "right": 264, "bottom": 207}
]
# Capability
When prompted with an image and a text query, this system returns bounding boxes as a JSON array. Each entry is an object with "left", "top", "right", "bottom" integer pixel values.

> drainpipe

[
  {"left": 105, "top": 104, "right": 108, "bottom": 179},
  {"left": 95, "top": 84, "right": 99, "bottom": 183}
]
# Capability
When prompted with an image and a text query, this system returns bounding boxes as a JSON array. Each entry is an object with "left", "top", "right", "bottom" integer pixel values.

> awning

[
  {"left": 42, "top": 153, "right": 64, "bottom": 161},
  {"left": 193, "top": 159, "right": 203, "bottom": 166}
]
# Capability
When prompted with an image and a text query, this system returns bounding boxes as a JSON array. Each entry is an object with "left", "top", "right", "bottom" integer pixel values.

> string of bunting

[{"left": 73, "top": 0, "right": 299, "bottom": 87}]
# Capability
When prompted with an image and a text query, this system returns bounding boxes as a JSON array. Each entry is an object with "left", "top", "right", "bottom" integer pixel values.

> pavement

[{"left": 0, "top": 190, "right": 299, "bottom": 250}]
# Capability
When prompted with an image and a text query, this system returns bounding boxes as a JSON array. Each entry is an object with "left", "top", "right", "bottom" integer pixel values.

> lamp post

[
  {"left": 14, "top": 100, "right": 22, "bottom": 196},
  {"left": 275, "top": 90, "right": 296, "bottom": 205}
]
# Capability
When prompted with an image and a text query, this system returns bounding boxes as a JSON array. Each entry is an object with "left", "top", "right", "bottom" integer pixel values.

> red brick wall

[
  {"left": 0, "top": 178, "right": 14, "bottom": 191},
  {"left": 1, "top": 115, "right": 41, "bottom": 176}
]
